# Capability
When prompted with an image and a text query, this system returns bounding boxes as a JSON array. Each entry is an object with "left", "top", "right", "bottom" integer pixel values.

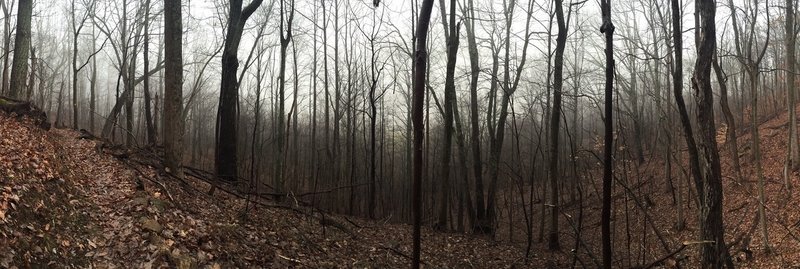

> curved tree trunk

[
  {"left": 215, "top": 0, "right": 264, "bottom": 181},
  {"left": 712, "top": 55, "right": 743, "bottom": 184},
  {"left": 693, "top": 0, "right": 734, "bottom": 267}
]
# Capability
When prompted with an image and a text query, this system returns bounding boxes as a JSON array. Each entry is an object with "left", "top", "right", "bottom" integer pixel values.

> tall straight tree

[
  {"left": 599, "top": 0, "right": 614, "bottom": 267},
  {"left": 142, "top": 0, "right": 156, "bottom": 144},
  {"left": 275, "top": 0, "right": 294, "bottom": 197},
  {"left": 1, "top": 0, "right": 12, "bottom": 95},
  {"left": 786, "top": 0, "right": 799, "bottom": 190},
  {"left": 435, "top": 0, "right": 459, "bottom": 230},
  {"left": 71, "top": 0, "right": 95, "bottom": 129},
  {"left": 694, "top": 0, "right": 734, "bottom": 267},
  {"left": 164, "top": 0, "right": 184, "bottom": 178},
  {"left": 548, "top": 0, "right": 567, "bottom": 250},
  {"left": 462, "top": 0, "right": 486, "bottom": 234},
  {"left": 89, "top": 24, "right": 99, "bottom": 132},
  {"left": 8, "top": 0, "right": 31, "bottom": 98},
  {"left": 412, "top": 0, "right": 435, "bottom": 267},
  {"left": 216, "top": 0, "right": 264, "bottom": 181}
]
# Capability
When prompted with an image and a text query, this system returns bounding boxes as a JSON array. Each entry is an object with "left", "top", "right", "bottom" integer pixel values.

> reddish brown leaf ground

[
  {"left": 0, "top": 112, "right": 541, "bottom": 268},
  {"left": 6, "top": 103, "right": 798, "bottom": 268}
]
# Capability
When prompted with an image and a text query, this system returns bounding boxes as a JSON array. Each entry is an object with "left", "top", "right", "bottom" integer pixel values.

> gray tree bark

[
  {"left": 164, "top": 0, "right": 185, "bottom": 179},
  {"left": 8, "top": 0, "right": 32, "bottom": 98}
]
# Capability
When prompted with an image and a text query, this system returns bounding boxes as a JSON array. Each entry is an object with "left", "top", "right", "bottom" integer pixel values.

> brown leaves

[
  {"left": 0, "top": 187, "right": 18, "bottom": 222},
  {"left": 0, "top": 113, "right": 532, "bottom": 268}
]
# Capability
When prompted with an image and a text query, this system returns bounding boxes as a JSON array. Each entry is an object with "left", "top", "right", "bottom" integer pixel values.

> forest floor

[
  {"left": 0, "top": 112, "right": 552, "bottom": 268},
  {"left": 4, "top": 105, "right": 800, "bottom": 268}
]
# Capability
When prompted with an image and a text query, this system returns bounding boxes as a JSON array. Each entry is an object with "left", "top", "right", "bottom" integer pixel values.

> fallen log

[{"left": 0, "top": 96, "right": 49, "bottom": 130}]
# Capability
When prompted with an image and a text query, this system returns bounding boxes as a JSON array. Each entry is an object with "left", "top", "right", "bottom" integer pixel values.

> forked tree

[{"left": 216, "top": 0, "right": 264, "bottom": 181}]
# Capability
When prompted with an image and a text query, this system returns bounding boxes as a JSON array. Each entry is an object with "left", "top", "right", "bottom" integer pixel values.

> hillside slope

[
  {"left": 494, "top": 105, "right": 800, "bottom": 268},
  {"left": 0, "top": 113, "right": 536, "bottom": 268}
]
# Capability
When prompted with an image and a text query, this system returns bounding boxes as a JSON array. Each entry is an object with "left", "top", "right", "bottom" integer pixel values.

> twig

[
  {"left": 379, "top": 246, "right": 428, "bottom": 265},
  {"left": 636, "top": 243, "right": 688, "bottom": 269},
  {"left": 123, "top": 160, "right": 175, "bottom": 202},
  {"left": 296, "top": 183, "right": 369, "bottom": 197},
  {"left": 277, "top": 254, "right": 303, "bottom": 264}
]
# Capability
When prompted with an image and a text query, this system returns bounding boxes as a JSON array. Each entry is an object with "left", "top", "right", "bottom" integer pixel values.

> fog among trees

[{"left": 4, "top": 0, "right": 800, "bottom": 267}]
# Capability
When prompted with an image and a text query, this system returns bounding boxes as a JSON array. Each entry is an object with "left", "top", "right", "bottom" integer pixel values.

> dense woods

[{"left": 5, "top": 0, "right": 800, "bottom": 267}]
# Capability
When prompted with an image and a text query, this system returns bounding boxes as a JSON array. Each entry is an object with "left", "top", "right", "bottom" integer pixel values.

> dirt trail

[{"left": 50, "top": 129, "right": 148, "bottom": 267}]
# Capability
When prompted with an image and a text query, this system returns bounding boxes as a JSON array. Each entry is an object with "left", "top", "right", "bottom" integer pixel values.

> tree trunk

[
  {"left": 71, "top": 0, "right": 81, "bottom": 130},
  {"left": 1, "top": 0, "right": 10, "bottom": 95},
  {"left": 8, "top": 0, "right": 31, "bottom": 98},
  {"left": 600, "top": 0, "right": 614, "bottom": 267},
  {"left": 143, "top": 0, "right": 155, "bottom": 145},
  {"left": 274, "top": 0, "right": 293, "bottom": 198},
  {"left": 712, "top": 56, "right": 743, "bottom": 184},
  {"left": 786, "top": 0, "right": 799, "bottom": 191},
  {"left": 434, "top": 0, "right": 459, "bottom": 230},
  {"left": 548, "top": 0, "right": 567, "bottom": 251},
  {"left": 463, "top": 0, "right": 486, "bottom": 234},
  {"left": 55, "top": 81, "right": 65, "bottom": 127},
  {"left": 749, "top": 70, "right": 772, "bottom": 253},
  {"left": 693, "top": 0, "right": 734, "bottom": 267},
  {"left": 90, "top": 25, "right": 98, "bottom": 133},
  {"left": 728, "top": 0, "right": 772, "bottom": 258},
  {"left": 412, "top": 0, "right": 435, "bottom": 267},
  {"left": 216, "top": 0, "right": 264, "bottom": 181},
  {"left": 164, "top": 0, "right": 184, "bottom": 179}
]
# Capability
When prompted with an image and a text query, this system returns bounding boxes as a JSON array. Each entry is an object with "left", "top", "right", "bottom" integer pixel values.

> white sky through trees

[{"left": 18, "top": 0, "right": 772, "bottom": 134}]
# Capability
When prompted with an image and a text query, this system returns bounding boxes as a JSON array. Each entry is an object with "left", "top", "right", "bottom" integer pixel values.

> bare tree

[
  {"left": 694, "top": 0, "right": 734, "bottom": 266},
  {"left": 358, "top": 3, "right": 388, "bottom": 220},
  {"left": 71, "top": 0, "right": 98, "bottom": 129},
  {"left": 434, "top": 0, "right": 459, "bottom": 230},
  {"left": 728, "top": 0, "right": 772, "bottom": 254},
  {"left": 1, "top": 0, "right": 12, "bottom": 95},
  {"left": 164, "top": 0, "right": 184, "bottom": 179},
  {"left": 216, "top": 0, "right": 264, "bottom": 181},
  {"left": 274, "top": 0, "right": 294, "bottom": 196},
  {"left": 548, "top": 0, "right": 567, "bottom": 250},
  {"left": 462, "top": 0, "right": 486, "bottom": 234},
  {"left": 142, "top": 0, "right": 155, "bottom": 144},
  {"left": 786, "top": 0, "right": 799, "bottom": 192},
  {"left": 412, "top": 0, "right": 435, "bottom": 267},
  {"left": 600, "top": 0, "right": 614, "bottom": 267},
  {"left": 713, "top": 50, "right": 744, "bottom": 186}
]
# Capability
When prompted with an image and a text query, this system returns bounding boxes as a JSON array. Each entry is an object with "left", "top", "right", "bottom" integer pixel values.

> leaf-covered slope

[{"left": 0, "top": 112, "right": 535, "bottom": 268}]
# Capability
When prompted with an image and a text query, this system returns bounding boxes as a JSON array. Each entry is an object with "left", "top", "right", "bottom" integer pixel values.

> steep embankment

[
  {"left": 0, "top": 112, "right": 533, "bottom": 268},
  {"left": 491, "top": 105, "right": 800, "bottom": 268}
]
